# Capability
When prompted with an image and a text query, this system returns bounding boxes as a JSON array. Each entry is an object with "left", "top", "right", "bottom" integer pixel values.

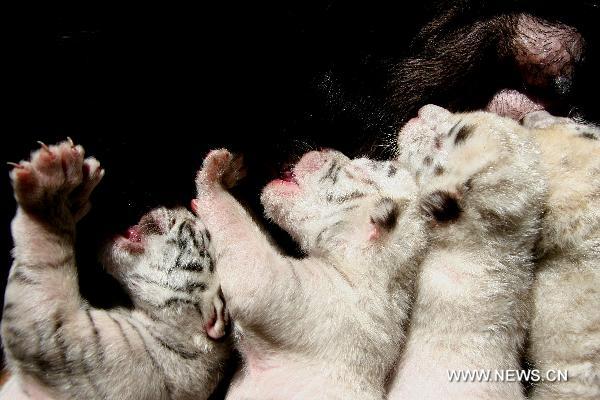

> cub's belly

[
  {"left": 388, "top": 339, "right": 524, "bottom": 400},
  {"left": 226, "top": 362, "right": 384, "bottom": 400},
  {"left": 0, "top": 376, "right": 57, "bottom": 400}
]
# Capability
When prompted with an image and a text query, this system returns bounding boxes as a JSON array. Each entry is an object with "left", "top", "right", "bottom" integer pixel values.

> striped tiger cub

[
  {"left": 1, "top": 140, "right": 230, "bottom": 400},
  {"left": 388, "top": 105, "right": 546, "bottom": 400},
  {"left": 192, "top": 149, "right": 428, "bottom": 399}
]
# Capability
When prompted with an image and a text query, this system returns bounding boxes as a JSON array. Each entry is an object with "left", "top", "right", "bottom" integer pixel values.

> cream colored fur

[
  {"left": 389, "top": 105, "right": 546, "bottom": 400},
  {"left": 521, "top": 111, "right": 600, "bottom": 400},
  {"left": 193, "top": 149, "right": 428, "bottom": 400}
]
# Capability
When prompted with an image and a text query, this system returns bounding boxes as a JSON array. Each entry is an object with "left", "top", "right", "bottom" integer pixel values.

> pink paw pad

[{"left": 9, "top": 139, "right": 103, "bottom": 219}]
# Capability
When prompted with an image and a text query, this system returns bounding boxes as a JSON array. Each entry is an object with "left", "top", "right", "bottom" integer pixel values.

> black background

[{"left": 1, "top": 1, "right": 440, "bottom": 311}]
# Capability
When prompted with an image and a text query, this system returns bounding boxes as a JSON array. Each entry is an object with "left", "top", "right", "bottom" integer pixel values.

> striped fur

[
  {"left": 193, "top": 149, "right": 428, "bottom": 399},
  {"left": 1, "top": 140, "right": 229, "bottom": 400}
]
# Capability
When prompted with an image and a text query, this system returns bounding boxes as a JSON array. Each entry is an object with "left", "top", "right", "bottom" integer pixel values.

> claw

[
  {"left": 37, "top": 141, "right": 50, "bottom": 152},
  {"left": 7, "top": 162, "right": 23, "bottom": 169},
  {"left": 67, "top": 137, "right": 74, "bottom": 147}
]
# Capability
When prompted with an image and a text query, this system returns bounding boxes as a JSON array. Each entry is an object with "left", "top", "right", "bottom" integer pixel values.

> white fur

[
  {"left": 1, "top": 140, "right": 229, "bottom": 400},
  {"left": 194, "top": 149, "right": 427, "bottom": 399},
  {"left": 389, "top": 105, "right": 546, "bottom": 400}
]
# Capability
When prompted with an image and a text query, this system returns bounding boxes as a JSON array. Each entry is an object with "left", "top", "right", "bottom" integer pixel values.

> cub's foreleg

[
  {"left": 2, "top": 142, "right": 170, "bottom": 399},
  {"left": 193, "top": 150, "right": 302, "bottom": 327},
  {"left": 2, "top": 140, "right": 110, "bottom": 396}
]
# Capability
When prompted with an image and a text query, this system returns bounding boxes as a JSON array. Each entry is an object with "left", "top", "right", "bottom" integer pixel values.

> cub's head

[
  {"left": 397, "top": 104, "right": 545, "bottom": 239},
  {"left": 102, "top": 207, "right": 226, "bottom": 339},
  {"left": 261, "top": 149, "right": 424, "bottom": 261}
]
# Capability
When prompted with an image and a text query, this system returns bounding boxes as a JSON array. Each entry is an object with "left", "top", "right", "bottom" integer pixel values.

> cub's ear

[
  {"left": 368, "top": 197, "right": 399, "bottom": 241},
  {"left": 420, "top": 190, "right": 461, "bottom": 223}
]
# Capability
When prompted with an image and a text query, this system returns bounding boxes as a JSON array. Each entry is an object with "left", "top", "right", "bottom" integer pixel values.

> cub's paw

[
  {"left": 521, "top": 110, "right": 572, "bottom": 129},
  {"left": 195, "top": 149, "right": 246, "bottom": 195},
  {"left": 9, "top": 139, "right": 104, "bottom": 222},
  {"left": 397, "top": 104, "right": 458, "bottom": 180}
]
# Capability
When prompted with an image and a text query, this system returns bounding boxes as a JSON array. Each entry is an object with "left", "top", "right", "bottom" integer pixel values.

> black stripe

[
  {"left": 132, "top": 273, "right": 207, "bottom": 293},
  {"left": 85, "top": 308, "right": 104, "bottom": 364},
  {"left": 124, "top": 318, "right": 173, "bottom": 399},
  {"left": 58, "top": 311, "right": 106, "bottom": 397},
  {"left": 176, "top": 222, "right": 188, "bottom": 250},
  {"left": 8, "top": 270, "right": 40, "bottom": 286},
  {"left": 190, "top": 227, "right": 202, "bottom": 254},
  {"left": 315, "top": 220, "right": 345, "bottom": 247},
  {"left": 448, "top": 120, "right": 462, "bottom": 137},
  {"left": 3, "top": 326, "right": 29, "bottom": 361},
  {"left": 331, "top": 164, "right": 342, "bottom": 183},
  {"left": 580, "top": 132, "right": 598, "bottom": 140},
  {"left": 331, "top": 264, "right": 354, "bottom": 287},
  {"left": 149, "top": 331, "right": 204, "bottom": 360},
  {"left": 18, "top": 254, "right": 75, "bottom": 269},
  {"left": 315, "top": 227, "right": 327, "bottom": 247},
  {"left": 52, "top": 312, "right": 78, "bottom": 388},
  {"left": 179, "top": 261, "right": 205, "bottom": 272},
  {"left": 208, "top": 252, "right": 215, "bottom": 273},
  {"left": 75, "top": 334, "right": 105, "bottom": 399},
  {"left": 107, "top": 313, "right": 133, "bottom": 351},
  {"left": 387, "top": 164, "right": 398, "bottom": 177},
  {"left": 320, "top": 161, "right": 337, "bottom": 182},
  {"left": 327, "top": 191, "right": 366, "bottom": 203},
  {"left": 454, "top": 124, "right": 475, "bottom": 145},
  {"left": 160, "top": 297, "right": 203, "bottom": 316}
]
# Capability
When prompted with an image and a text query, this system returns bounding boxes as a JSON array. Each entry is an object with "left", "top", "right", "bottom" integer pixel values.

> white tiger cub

[
  {"left": 1, "top": 140, "right": 229, "bottom": 400},
  {"left": 521, "top": 111, "right": 600, "bottom": 400},
  {"left": 192, "top": 149, "right": 427, "bottom": 399},
  {"left": 388, "top": 105, "right": 546, "bottom": 400}
]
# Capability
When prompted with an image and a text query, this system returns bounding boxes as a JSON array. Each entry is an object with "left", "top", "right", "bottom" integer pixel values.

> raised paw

[
  {"left": 195, "top": 149, "right": 246, "bottom": 196},
  {"left": 521, "top": 110, "right": 572, "bottom": 129},
  {"left": 397, "top": 104, "right": 457, "bottom": 179},
  {"left": 9, "top": 139, "right": 104, "bottom": 222}
]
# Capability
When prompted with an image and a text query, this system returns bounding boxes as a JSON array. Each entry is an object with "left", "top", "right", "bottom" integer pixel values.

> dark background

[
  {"left": 2, "top": 2, "right": 599, "bottom": 392},
  {"left": 1, "top": 1, "right": 447, "bottom": 311}
]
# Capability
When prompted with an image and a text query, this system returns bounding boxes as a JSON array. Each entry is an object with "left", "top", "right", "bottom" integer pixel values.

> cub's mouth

[
  {"left": 265, "top": 150, "right": 332, "bottom": 194},
  {"left": 117, "top": 208, "right": 169, "bottom": 252},
  {"left": 269, "top": 168, "right": 299, "bottom": 188}
]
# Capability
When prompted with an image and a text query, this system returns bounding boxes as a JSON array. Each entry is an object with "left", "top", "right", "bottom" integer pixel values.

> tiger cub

[
  {"left": 521, "top": 111, "right": 600, "bottom": 400},
  {"left": 192, "top": 149, "right": 427, "bottom": 399},
  {"left": 1, "top": 140, "right": 229, "bottom": 400},
  {"left": 388, "top": 105, "right": 546, "bottom": 400}
]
